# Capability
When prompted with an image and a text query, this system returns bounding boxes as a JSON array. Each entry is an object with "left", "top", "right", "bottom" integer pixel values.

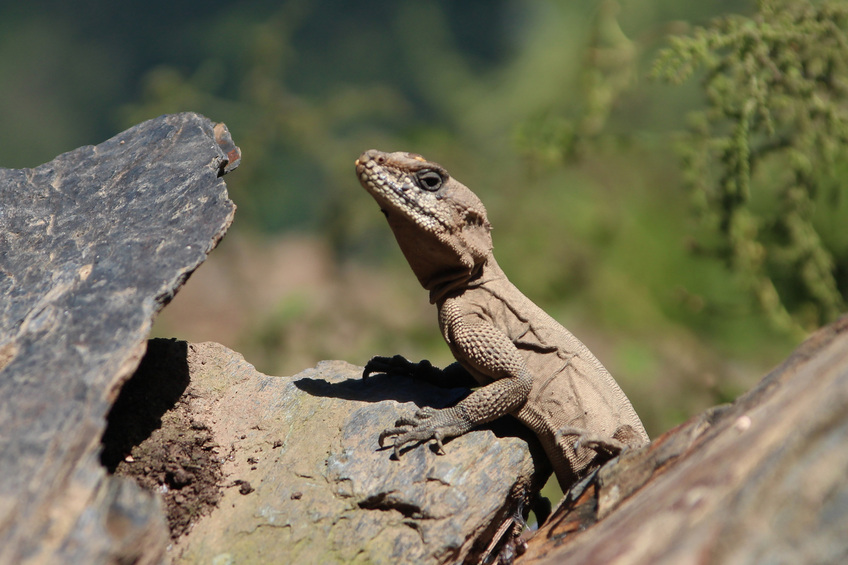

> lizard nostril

[{"left": 359, "top": 149, "right": 387, "bottom": 166}]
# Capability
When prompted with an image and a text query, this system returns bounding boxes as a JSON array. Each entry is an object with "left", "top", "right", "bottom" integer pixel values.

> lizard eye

[{"left": 415, "top": 170, "right": 444, "bottom": 192}]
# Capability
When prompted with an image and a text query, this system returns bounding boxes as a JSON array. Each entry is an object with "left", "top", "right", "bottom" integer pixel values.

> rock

[
  {"left": 112, "top": 339, "right": 542, "bottom": 565},
  {"left": 0, "top": 113, "right": 238, "bottom": 565},
  {"left": 518, "top": 314, "right": 848, "bottom": 564}
]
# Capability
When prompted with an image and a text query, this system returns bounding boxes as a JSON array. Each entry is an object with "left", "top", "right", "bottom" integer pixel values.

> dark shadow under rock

[
  {"left": 102, "top": 339, "right": 223, "bottom": 539},
  {"left": 101, "top": 339, "right": 191, "bottom": 472}
]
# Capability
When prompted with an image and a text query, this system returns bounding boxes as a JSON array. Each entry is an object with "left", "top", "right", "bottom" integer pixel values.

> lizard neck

[{"left": 430, "top": 253, "right": 505, "bottom": 304}]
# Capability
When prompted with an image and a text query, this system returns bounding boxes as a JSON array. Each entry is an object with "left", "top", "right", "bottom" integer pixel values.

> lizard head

[{"left": 356, "top": 149, "right": 493, "bottom": 301}]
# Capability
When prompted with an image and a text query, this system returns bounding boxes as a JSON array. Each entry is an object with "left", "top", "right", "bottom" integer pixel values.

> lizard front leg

[
  {"left": 380, "top": 308, "right": 533, "bottom": 457},
  {"left": 379, "top": 374, "right": 530, "bottom": 457}
]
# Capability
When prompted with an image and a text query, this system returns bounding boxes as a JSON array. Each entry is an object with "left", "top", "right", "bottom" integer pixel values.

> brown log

[{"left": 518, "top": 315, "right": 848, "bottom": 564}]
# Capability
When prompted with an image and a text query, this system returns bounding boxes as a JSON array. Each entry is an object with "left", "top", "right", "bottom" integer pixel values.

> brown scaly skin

[{"left": 355, "top": 149, "right": 649, "bottom": 507}]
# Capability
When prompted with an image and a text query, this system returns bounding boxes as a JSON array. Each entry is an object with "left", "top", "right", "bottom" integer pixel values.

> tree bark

[{"left": 518, "top": 315, "right": 848, "bottom": 565}]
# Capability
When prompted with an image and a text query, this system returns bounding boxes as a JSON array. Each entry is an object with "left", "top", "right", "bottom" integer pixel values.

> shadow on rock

[{"left": 293, "top": 371, "right": 472, "bottom": 408}]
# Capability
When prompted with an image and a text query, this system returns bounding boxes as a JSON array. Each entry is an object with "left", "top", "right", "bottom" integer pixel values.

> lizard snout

[{"left": 356, "top": 149, "right": 386, "bottom": 168}]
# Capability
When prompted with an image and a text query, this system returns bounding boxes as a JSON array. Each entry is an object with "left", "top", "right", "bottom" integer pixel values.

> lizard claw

[
  {"left": 378, "top": 425, "right": 437, "bottom": 458},
  {"left": 556, "top": 427, "right": 626, "bottom": 457},
  {"left": 362, "top": 355, "right": 436, "bottom": 379},
  {"left": 377, "top": 408, "right": 452, "bottom": 458},
  {"left": 363, "top": 354, "right": 409, "bottom": 378}
]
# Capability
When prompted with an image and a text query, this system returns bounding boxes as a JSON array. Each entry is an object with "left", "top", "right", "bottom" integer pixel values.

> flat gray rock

[
  {"left": 0, "top": 113, "right": 238, "bottom": 565},
  {"left": 114, "top": 340, "right": 541, "bottom": 565}
]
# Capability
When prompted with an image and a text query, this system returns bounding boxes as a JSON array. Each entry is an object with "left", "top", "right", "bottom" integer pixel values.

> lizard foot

[
  {"left": 363, "top": 355, "right": 436, "bottom": 379},
  {"left": 364, "top": 356, "right": 478, "bottom": 388},
  {"left": 378, "top": 407, "right": 466, "bottom": 459},
  {"left": 555, "top": 426, "right": 627, "bottom": 457}
]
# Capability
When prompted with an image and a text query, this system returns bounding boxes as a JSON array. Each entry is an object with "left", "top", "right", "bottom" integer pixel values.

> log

[
  {"left": 518, "top": 314, "right": 848, "bottom": 564},
  {"left": 0, "top": 113, "right": 238, "bottom": 565}
]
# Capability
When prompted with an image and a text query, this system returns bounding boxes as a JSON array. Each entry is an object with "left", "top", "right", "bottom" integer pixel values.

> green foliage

[
  {"left": 5, "top": 0, "right": 814, "bottom": 432},
  {"left": 652, "top": 0, "right": 848, "bottom": 332},
  {"left": 514, "top": 0, "right": 637, "bottom": 164}
]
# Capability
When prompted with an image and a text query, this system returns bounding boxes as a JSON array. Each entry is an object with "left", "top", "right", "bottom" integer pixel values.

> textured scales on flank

[{"left": 355, "top": 149, "right": 649, "bottom": 505}]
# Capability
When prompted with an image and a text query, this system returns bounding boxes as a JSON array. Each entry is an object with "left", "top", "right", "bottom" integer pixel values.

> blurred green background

[{"left": 4, "top": 0, "right": 846, "bottom": 441}]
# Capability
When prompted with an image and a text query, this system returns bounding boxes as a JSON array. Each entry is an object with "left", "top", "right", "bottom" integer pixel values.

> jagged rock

[
  {"left": 518, "top": 315, "right": 848, "bottom": 564},
  {"left": 0, "top": 113, "right": 238, "bottom": 565},
  {"left": 112, "top": 339, "right": 541, "bottom": 565}
]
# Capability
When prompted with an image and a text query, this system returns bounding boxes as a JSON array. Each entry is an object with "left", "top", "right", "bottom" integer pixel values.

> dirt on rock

[{"left": 101, "top": 339, "right": 224, "bottom": 539}]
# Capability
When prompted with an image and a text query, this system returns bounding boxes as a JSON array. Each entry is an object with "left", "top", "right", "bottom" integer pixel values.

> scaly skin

[{"left": 355, "top": 149, "right": 649, "bottom": 493}]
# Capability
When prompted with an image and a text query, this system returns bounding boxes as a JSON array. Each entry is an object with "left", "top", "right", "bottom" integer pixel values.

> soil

[{"left": 100, "top": 339, "right": 224, "bottom": 539}]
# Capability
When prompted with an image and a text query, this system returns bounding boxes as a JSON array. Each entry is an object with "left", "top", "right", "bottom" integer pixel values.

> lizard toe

[
  {"left": 391, "top": 428, "right": 441, "bottom": 455},
  {"left": 380, "top": 355, "right": 418, "bottom": 375},
  {"left": 556, "top": 426, "right": 626, "bottom": 456},
  {"left": 413, "top": 406, "right": 437, "bottom": 420},
  {"left": 378, "top": 425, "right": 411, "bottom": 447},
  {"left": 363, "top": 355, "right": 406, "bottom": 378}
]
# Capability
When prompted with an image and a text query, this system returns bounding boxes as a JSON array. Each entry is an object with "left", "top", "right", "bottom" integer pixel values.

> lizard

[{"left": 354, "top": 148, "right": 650, "bottom": 510}]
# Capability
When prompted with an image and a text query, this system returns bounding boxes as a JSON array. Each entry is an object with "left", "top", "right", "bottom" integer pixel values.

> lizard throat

[{"left": 426, "top": 263, "right": 485, "bottom": 304}]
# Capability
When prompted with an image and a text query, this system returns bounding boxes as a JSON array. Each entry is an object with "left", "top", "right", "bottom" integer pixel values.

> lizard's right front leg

[
  {"left": 377, "top": 308, "right": 534, "bottom": 458},
  {"left": 378, "top": 372, "right": 531, "bottom": 458}
]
